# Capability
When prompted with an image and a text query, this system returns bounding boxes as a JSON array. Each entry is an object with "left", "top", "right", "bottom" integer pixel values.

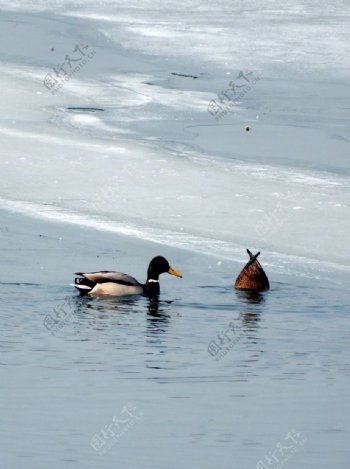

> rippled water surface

[
  {"left": 1, "top": 213, "right": 349, "bottom": 469},
  {"left": 1, "top": 1, "right": 349, "bottom": 467}
]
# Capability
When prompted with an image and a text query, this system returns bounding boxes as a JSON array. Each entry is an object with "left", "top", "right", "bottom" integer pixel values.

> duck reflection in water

[
  {"left": 69, "top": 293, "right": 175, "bottom": 319},
  {"left": 235, "top": 289, "right": 265, "bottom": 304},
  {"left": 236, "top": 290, "right": 265, "bottom": 333},
  {"left": 239, "top": 310, "right": 261, "bottom": 332},
  {"left": 146, "top": 296, "right": 176, "bottom": 329},
  {"left": 64, "top": 294, "right": 142, "bottom": 333},
  {"left": 84, "top": 295, "right": 141, "bottom": 313},
  {"left": 145, "top": 297, "right": 178, "bottom": 367}
]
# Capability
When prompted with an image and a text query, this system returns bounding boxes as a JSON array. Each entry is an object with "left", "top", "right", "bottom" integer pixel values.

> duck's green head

[{"left": 147, "top": 256, "right": 182, "bottom": 281}]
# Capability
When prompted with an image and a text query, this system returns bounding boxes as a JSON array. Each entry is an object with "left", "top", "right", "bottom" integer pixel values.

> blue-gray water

[
  {"left": 1, "top": 211, "right": 349, "bottom": 468},
  {"left": 1, "top": 1, "right": 350, "bottom": 467}
]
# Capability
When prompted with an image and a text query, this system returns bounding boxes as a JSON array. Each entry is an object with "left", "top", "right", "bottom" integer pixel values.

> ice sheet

[{"left": 0, "top": 1, "right": 349, "bottom": 283}]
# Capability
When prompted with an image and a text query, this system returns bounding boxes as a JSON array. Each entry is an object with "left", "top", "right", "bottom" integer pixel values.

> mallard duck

[
  {"left": 234, "top": 249, "right": 269, "bottom": 291},
  {"left": 72, "top": 256, "right": 182, "bottom": 297}
]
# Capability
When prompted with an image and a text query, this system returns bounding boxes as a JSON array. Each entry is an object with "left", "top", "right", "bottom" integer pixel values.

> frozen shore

[{"left": 0, "top": 4, "right": 349, "bottom": 279}]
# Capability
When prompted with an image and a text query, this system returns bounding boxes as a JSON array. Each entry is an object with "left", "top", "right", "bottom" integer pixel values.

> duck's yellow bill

[{"left": 168, "top": 267, "right": 182, "bottom": 278}]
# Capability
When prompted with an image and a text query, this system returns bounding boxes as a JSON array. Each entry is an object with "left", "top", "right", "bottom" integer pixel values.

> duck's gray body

[
  {"left": 73, "top": 271, "right": 144, "bottom": 297},
  {"left": 72, "top": 256, "right": 182, "bottom": 298}
]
